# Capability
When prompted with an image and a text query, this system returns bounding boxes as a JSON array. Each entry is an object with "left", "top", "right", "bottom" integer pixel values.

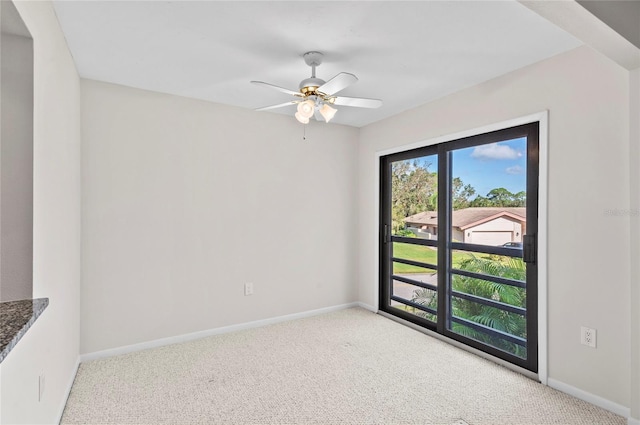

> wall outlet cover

[{"left": 580, "top": 326, "right": 597, "bottom": 348}]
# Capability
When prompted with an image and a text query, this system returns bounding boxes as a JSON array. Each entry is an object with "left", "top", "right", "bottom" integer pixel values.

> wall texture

[
  {"left": 357, "top": 45, "right": 631, "bottom": 407},
  {"left": 0, "top": 31, "right": 33, "bottom": 302},
  {"left": 80, "top": 80, "right": 359, "bottom": 354},
  {"left": 0, "top": 1, "right": 81, "bottom": 423}
]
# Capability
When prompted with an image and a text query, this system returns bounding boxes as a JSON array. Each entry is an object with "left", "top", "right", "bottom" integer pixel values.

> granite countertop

[{"left": 0, "top": 298, "right": 49, "bottom": 364}]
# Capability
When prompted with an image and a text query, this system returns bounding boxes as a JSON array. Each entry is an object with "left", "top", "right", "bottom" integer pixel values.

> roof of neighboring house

[{"left": 404, "top": 207, "right": 526, "bottom": 230}]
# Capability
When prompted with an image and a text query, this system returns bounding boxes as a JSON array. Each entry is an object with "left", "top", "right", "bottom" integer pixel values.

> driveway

[{"left": 393, "top": 273, "right": 438, "bottom": 300}]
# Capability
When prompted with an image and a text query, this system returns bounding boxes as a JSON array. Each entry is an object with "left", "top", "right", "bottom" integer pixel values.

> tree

[
  {"left": 452, "top": 177, "right": 476, "bottom": 210},
  {"left": 486, "top": 187, "right": 514, "bottom": 206},
  {"left": 411, "top": 177, "right": 475, "bottom": 214},
  {"left": 470, "top": 187, "right": 526, "bottom": 207},
  {"left": 391, "top": 160, "right": 437, "bottom": 233},
  {"left": 513, "top": 191, "right": 526, "bottom": 206},
  {"left": 469, "top": 194, "right": 489, "bottom": 207}
]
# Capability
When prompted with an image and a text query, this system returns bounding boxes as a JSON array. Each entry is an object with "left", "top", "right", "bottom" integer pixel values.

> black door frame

[{"left": 379, "top": 122, "right": 539, "bottom": 373}]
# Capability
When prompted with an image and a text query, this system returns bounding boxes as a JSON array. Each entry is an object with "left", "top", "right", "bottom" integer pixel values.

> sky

[
  {"left": 415, "top": 137, "right": 527, "bottom": 198},
  {"left": 453, "top": 137, "right": 527, "bottom": 197}
]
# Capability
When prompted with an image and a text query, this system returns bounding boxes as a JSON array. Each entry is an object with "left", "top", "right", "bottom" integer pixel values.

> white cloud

[
  {"left": 471, "top": 143, "right": 522, "bottom": 160},
  {"left": 506, "top": 165, "right": 525, "bottom": 175}
]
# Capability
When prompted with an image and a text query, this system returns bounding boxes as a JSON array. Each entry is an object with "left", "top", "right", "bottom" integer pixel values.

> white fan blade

[
  {"left": 317, "top": 72, "right": 358, "bottom": 96},
  {"left": 255, "top": 101, "right": 298, "bottom": 111},
  {"left": 332, "top": 96, "right": 382, "bottom": 109},
  {"left": 251, "top": 81, "right": 301, "bottom": 97}
]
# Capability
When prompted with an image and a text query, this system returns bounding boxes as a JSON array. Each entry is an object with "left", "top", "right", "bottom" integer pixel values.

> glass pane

[
  {"left": 390, "top": 155, "right": 438, "bottom": 238},
  {"left": 450, "top": 316, "right": 527, "bottom": 359},
  {"left": 388, "top": 153, "right": 438, "bottom": 325},
  {"left": 448, "top": 136, "right": 528, "bottom": 359},
  {"left": 450, "top": 271, "right": 526, "bottom": 357},
  {"left": 391, "top": 279, "right": 437, "bottom": 323},
  {"left": 392, "top": 242, "right": 437, "bottom": 271},
  {"left": 450, "top": 137, "right": 527, "bottom": 249},
  {"left": 453, "top": 253, "right": 525, "bottom": 281}
]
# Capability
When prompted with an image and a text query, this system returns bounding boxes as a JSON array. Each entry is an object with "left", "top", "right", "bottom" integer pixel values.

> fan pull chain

[{"left": 302, "top": 124, "right": 307, "bottom": 141}]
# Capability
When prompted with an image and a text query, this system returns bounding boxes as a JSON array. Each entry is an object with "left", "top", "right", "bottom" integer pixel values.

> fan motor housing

[{"left": 299, "top": 77, "right": 325, "bottom": 95}]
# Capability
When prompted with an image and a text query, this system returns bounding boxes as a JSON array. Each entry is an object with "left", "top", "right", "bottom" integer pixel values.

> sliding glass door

[{"left": 380, "top": 123, "right": 539, "bottom": 372}]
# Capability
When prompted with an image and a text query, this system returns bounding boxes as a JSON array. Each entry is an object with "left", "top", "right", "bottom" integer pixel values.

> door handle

[{"left": 523, "top": 234, "right": 536, "bottom": 264}]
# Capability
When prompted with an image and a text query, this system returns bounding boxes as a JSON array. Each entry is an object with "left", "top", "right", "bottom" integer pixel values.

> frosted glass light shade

[
  {"left": 319, "top": 104, "right": 337, "bottom": 123},
  {"left": 295, "top": 112, "right": 310, "bottom": 124},
  {"left": 296, "top": 99, "right": 315, "bottom": 118}
]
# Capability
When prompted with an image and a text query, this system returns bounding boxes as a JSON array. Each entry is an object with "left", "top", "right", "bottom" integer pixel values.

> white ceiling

[{"left": 52, "top": 1, "right": 582, "bottom": 127}]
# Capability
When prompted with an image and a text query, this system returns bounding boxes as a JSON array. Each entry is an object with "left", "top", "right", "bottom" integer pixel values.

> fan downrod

[{"left": 300, "top": 51, "right": 325, "bottom": 94}]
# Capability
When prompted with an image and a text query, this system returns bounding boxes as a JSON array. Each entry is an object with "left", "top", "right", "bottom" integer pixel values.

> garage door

[{"left": 471, "top": 231, "right": 512, "bottom": 246}]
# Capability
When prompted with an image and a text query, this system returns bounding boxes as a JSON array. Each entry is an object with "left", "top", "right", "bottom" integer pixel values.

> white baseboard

[
  {"left": 547, "top": 378, "right": 630, "bottom": 418},
  {"left": 355, "top": 301, "right": 377, "bottom": 313},
  {"left": 56, "top": 356, "right": 80, "bottom": 424},
  {"left": 80, "top": 302, "right": 364, "bottom": 362},
  {"left": 629, "top": 417, "right": 640, "bottom": 425}
]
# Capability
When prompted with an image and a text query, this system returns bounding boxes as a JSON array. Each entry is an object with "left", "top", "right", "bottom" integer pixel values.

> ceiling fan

[{"left": 251, "top": 51, "right": 382, "bottom": 124}]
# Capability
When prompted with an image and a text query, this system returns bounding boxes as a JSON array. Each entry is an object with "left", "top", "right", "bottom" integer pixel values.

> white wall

[
  {"left": 0, "top": 1, "right": 81, "bottom": 423},
  {"left": 1, "top": 31, "right": 33, "bottom": 302},
  {"left": 80, "top": 80, "right": 359, "bottom": 354},
  {"left": 357, "top": 46, "right": 631, "bottom": 407},
  {"left": 629, "top": 67, "right": 640, "bottom": 422}
]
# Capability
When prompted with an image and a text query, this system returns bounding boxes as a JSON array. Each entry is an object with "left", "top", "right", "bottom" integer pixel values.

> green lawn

[{"left": 392, "top": 242, "right": 474, "bottom": 274}]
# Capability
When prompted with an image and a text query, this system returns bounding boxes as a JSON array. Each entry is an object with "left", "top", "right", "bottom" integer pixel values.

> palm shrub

[
  {"left": 410, "top": 287, "right": 437, "bottom": 323},
  {"left": 409, "top": 254, "right": 528, "bottom": 358},
  {"left": 451, "top": 254, "right": 527, "bottom": 357}
]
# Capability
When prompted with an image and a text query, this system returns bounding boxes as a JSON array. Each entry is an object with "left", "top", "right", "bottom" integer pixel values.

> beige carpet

[{"left": 61, "top": 308, "right": 625, "bottom": 425}]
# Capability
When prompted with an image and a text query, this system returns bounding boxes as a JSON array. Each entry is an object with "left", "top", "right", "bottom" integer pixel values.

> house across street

[{"left": 404, "top": 207, "right": 525, "bottom": 246}]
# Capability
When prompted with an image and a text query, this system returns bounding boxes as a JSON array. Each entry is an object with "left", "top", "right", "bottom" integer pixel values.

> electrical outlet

[
  {"left": 581, "top": 326, "right": 597, "bottom": 348},
  {"left": 244, "top": 282, "right": 254, "bottom": 296},
  {"left": 38, "top": 374, "right": 45, "bottom": 402}
]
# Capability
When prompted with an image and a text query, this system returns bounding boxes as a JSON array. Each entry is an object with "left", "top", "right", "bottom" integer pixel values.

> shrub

[{"left": 395, "top": 228, "right": 416, "bottom": 237}]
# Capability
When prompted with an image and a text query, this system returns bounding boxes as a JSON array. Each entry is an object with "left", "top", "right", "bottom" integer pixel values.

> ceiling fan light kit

[
  {"left": 294, "top": 112, "right": 310, "bottom": 124},
  {"left": 319, "top": 103, "right": 337, "bottom": 122},
  {"left": 252, "top": 51, "right": 382, "bottom": 125},
  {"left": 296, "top": 99, "right": 315, "bottom": 118}
]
